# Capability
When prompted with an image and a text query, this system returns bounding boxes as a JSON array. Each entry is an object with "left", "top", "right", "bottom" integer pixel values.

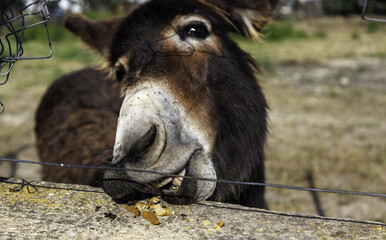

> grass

[
  {"left": 0, "top": 16, "right": 385, "bottom": 222},
  {"left": 366, "top": 22, "right": 380, "bottom": 33},
  {"left": 351, "top": 31, "right": 361, "bottom": 40},
  {"left": 262, "top": 21, "right": 309, "bottom": 41},
  {"left": 314, "top": 30, "right": 327, "bottom": 39},
  {"left": 238, "top": 16, "right": 386, "bottom": 65}
]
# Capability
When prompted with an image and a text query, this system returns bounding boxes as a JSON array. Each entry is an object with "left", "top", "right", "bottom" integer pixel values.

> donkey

[{"left": 36, "top": 0, "right": 278, "bottom": 208}]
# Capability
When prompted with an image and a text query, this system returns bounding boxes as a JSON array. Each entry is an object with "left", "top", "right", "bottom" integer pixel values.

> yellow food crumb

[
  {"left": 202, "top": 220, "right": 211, "bottom": 226},
  {"left": 149, "top": 196, "right": 160, "bottom": 204},
  {"left": 153, "top": 204, "right": 173, "bottom": 216},
  {"left": 135, "top": 202, "right": 150, "bottom": 211},
  {"left": 374, "top": 226, "right": 383, "bottom": 231},
  {"left": 213, "top": 221, "right": 224, "bottom": 231}
]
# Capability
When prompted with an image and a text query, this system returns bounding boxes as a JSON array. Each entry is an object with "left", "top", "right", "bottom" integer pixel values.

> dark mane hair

[{"left": 207, "top": 38, "right": 268, "bottom": 206}]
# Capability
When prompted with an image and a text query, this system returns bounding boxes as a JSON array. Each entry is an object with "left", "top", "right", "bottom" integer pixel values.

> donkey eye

[
  {"left": 114, "top": 62, "right": 126, "bottom": 82},
  {"left": 181, "top": 22, "right": 209, "bottom": 40}
]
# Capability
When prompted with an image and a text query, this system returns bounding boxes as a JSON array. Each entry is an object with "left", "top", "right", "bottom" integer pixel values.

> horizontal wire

[{"left": 0, "top": 157, "right": 385, "bottom": 198}]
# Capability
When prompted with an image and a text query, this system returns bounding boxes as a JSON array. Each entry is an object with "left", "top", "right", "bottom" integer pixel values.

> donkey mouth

[
  {"left": 152, "top": 168, "right": 186, "bottom": 189},
  {"left": 154, "top": 168, "right": 187, "bottom": 197},
  {"left": 102, "top": 152, "right": 191, "bottom": 200},
  {"left": 102, "top": 148, "right": 216, "bottom": 205}
]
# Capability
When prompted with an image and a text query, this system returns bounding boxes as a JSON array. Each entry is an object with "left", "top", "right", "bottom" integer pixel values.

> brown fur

[
  {"left": 36, "top": 0, "right": 278, "bottom": 208},
  {"left": 36, "top": 68, "right": 122, "bottom": 185},
  {"left": 64, "top": 14, "right": 125, "bottom": 57}
]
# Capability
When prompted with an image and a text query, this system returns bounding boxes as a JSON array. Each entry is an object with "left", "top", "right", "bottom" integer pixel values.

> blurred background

[{"left": 0, "top": 0, "right": 385, "bottom": 222}]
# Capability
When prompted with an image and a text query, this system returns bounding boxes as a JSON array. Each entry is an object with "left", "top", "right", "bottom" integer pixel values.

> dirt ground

[{"left": 264, "top": 57, "right": 386, "bottom": 223}]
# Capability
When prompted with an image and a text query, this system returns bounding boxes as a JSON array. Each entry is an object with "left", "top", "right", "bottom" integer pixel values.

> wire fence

[
  {"left": 0, "top": 0, "right": 59, "bottom": 114},
  {"left": 362, "top": 0, "right": 386, "bottom": 23},
  {"left": 1, "top": 157, "right": 385, "bottom": 199}
]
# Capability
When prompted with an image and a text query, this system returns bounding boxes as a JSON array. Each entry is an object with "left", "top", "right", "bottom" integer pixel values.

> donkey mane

[{"left": 206, "top": 40, "right": 268, "bottom": 206}]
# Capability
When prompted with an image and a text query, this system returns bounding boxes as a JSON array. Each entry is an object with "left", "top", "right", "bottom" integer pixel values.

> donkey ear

[
  {"left": 65, "top": 14, "right": 125, "bottom": 58},
  {"left": 207, "top": 0, "right": 279, "bottom": 40}
]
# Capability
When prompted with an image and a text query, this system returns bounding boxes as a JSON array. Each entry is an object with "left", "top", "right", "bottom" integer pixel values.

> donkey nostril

[
  {"left": 127, "top": 124, "right": 157, "bottom": 163},
  {"left": 114, "top": 115, "right": 166, "bottom": 166}
]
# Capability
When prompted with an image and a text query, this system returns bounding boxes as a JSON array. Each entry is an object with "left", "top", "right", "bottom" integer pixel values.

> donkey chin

[{"left": 102, "top": 82, "right": 216, "bottom": 204}]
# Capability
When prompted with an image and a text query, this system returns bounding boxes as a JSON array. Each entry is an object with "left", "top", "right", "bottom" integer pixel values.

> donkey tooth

[
  {"left": 153, "top": 177, "right": 172, "bottom": 188},
  {"left": 172, "top": 169, "right": 186, "bottom": 187}
]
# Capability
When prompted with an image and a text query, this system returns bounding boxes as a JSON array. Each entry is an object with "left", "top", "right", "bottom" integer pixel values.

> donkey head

[{"left": 65, "top": 0, "right": 278, "bottom": 206}]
